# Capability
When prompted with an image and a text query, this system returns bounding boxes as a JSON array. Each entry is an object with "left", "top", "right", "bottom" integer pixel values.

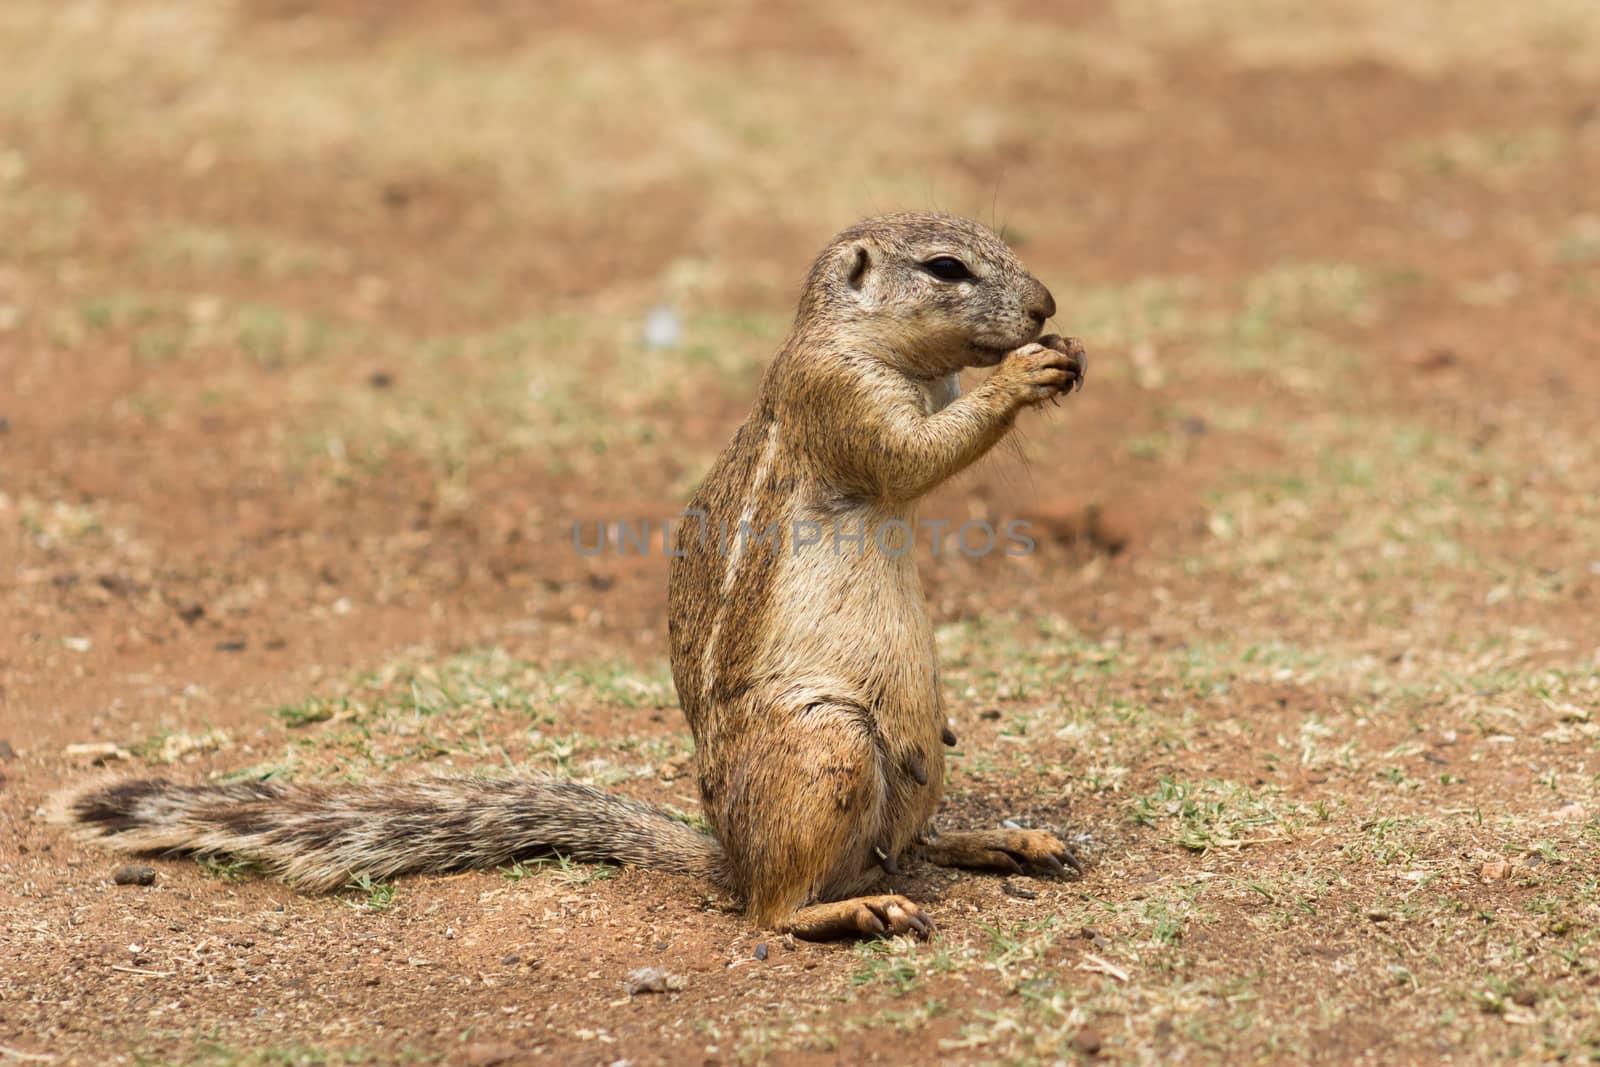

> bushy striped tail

[{"left": 64, "top": 775, "right": 729, "bottom": 893}]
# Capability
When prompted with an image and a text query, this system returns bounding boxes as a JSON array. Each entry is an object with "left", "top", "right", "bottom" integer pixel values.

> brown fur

[{"left": 60, "top": 212, "right": 1085, "bottom": 939}]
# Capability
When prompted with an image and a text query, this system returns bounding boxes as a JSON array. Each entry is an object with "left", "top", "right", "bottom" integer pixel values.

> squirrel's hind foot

[
  {"left": 780, "top": 894, "right": 934, "bottom": 941},
  {"left": 918, "top": 828, "right": 1081, "bottom": 879}
]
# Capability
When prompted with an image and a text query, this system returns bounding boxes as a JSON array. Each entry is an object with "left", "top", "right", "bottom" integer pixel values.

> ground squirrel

[{"left": 62, "top": 212, "right": 1087, "bottom": 940}]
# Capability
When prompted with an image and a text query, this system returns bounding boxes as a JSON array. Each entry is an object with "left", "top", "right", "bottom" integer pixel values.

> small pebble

[
  {"left": 97, "top": 574, "right": 134, "bottom": 596},
  {"left": 64, "top": 741, "right": 129, "bottom": 765},
  {"left": 450, "top": 1041, "right": 522, "bottom": 1067},
  {"left": 1080, "top": 927, "right": 1111, "bottom": 951},
  {"left": 753, "top": 943, "right": 768, "bottom": 961},
  {"left": 1070, "top": 1027, "right": 1104, "bottom": 1056},
  {"left": 1001, "top": 881, "right": 1038, "bottom": 900},
  {"left": 625, "top": 966, "right": 686, "bottom": 995},
  {"left": 113, "top": 865, "right": 156, "bottom": 886}
]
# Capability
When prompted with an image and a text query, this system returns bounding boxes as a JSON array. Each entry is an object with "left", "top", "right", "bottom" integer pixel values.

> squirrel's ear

[{"left": 843, "top": 242, "right": 871, "bottom": 292}]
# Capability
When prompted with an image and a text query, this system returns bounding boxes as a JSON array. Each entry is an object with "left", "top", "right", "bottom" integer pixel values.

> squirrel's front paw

[
  {"left": 1036, "top": 335, "right": 1086, "bottom": 395},
  {"left": 996, "top": 336, "right": 1087, "bottom": 405}
]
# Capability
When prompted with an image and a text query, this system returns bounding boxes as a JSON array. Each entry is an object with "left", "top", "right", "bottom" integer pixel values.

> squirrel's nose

[{"left": 1026, "top": 282, "right": 1056, "bottom": 327}]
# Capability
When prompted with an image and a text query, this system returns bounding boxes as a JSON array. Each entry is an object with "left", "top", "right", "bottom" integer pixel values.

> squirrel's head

[{"left": 797, "top": 212, "right": 1056, "bottom": 377}]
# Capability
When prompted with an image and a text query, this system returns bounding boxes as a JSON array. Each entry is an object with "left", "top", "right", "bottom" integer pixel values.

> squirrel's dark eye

[{"left": 921, "top": 256, "right": 974, "bottom": 282}]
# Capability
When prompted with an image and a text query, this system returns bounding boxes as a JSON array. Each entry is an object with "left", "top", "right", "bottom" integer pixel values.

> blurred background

[
  {"left": 3, "top": 2, "right": 1599, "bottom": 1062},
  {"left": 5, "top": 0, "right": 1595, "bottom": 638},
  {"left": 6, "top": 0, "right": 1598, "bottom": 654}
]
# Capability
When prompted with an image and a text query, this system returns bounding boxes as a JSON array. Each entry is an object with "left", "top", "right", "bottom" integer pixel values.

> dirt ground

[{"left": 2, "top": 1, "right": 1598, "bottom": 1064}]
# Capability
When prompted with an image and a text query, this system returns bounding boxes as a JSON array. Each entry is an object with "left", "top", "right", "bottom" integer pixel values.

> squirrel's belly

[
  {"left": 760, "top": 517, "right": 948, "bottom": 818},
  {"left": 762, "top": 527, "right": 935, "bottom": 693},
  {"left": 765, "top": 536, "right": 947, "bottom": 872}
]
